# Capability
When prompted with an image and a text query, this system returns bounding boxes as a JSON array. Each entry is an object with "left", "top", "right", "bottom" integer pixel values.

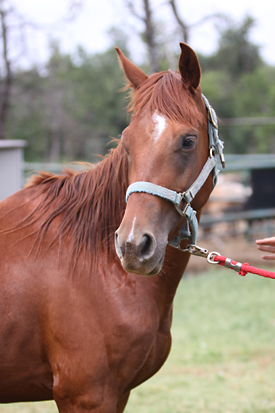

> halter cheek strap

[
  {"left": 125, "top": 94, "right": 225, "bottom": 249},
  {"left": 125, "top": 154, "right": 217, "bottom": 246}
]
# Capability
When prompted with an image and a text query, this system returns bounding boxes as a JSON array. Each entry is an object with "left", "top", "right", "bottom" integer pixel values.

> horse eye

[{"left": 181, "top": 135, "right": 196, "bottom": 149}]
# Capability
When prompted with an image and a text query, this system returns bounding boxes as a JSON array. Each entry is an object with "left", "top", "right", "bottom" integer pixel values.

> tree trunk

[
  {"left": 169, "top": 0, "right": 189, "bottom": 43},
  {"left": 143, "top": 0, "right": 159, "bottom": 73},
  {"left": 0, "top": 5, "right": 12, "bottom": 139}
]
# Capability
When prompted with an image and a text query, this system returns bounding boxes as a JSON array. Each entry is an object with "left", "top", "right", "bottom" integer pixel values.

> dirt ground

[{"left": 186, "top": 223, "right": 275, "bottom": 274}]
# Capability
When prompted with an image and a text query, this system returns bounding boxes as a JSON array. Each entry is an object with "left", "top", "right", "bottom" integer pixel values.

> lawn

[{"left": 1, "top": 268, "right": 275, "bottom": 412}]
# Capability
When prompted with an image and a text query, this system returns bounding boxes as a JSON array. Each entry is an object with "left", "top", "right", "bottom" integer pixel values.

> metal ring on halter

[
  {"left": 207, "top": 251, "right": 220, "bottom": 265},
  {"left": 175, "top": 204, "right": 184, "bottom": 217},
  {"left": 209, "top": 147, "right": 215, "bottom": 158},
  {"left": 175, "top": 200, "right": 189, "bottom": 217}
]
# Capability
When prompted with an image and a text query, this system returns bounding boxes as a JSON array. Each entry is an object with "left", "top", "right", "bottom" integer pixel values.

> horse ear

[
  {"left": 178, "top": 43, "right": 201, "bottom": 93},
  {"left": 115, "top": 47, "right": 148, "bottom": 89}
]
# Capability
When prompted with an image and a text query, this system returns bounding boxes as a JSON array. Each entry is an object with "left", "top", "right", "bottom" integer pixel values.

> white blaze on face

[
  {"left": 151, "top": 111, "right": 167, "bottom": 143},
  {"left": 127, "top": 216, "right": 136, "bottom": 243}
]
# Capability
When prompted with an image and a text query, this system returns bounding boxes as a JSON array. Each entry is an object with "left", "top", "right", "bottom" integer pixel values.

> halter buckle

[
  {"left": 175, "top": 204, "right": 185, "bottom": 217},
  {"left": 175, "top": 200, "right": 192, "bottom": 218}
]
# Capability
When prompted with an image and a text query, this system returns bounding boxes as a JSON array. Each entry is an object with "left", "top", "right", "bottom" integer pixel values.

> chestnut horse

[{"left": 0, "top": 44, "right": 222, "bottom": 412}]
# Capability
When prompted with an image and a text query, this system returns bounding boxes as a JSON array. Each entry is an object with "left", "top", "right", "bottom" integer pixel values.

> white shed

[{"left": 0, "top": 140, "right": 27, "bottom": 201}]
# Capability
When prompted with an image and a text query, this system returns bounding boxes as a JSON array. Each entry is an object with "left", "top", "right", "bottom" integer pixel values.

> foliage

[
  {"left": 3, "top": 14, "right": 275, "bottom": 160},
  {"left": 207, "top": 16, "right": 262, "bottom": 78},
  {"left": 199, "top": 16, "right": 275, "bottom": 154},
  {"left": 6, "top": 44, "right": 128, "bottom": 162},
  {"left": 200, "top": 65, "right": 275, "bottom": 154}
]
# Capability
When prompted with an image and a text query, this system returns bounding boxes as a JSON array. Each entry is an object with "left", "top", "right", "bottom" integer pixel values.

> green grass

[
  {"left": 1, "top": 268, "right": 275, "bottom": 412},
  {"left": 125, "top": 269, "right": 275, "bottom": 413}
]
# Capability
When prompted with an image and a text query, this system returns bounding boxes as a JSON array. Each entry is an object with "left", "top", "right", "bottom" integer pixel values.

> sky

[{"left": 10, "top": 0, "right": 275, "bottom": 68}]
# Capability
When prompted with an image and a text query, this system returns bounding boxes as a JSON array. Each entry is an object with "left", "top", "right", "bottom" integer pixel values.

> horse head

[{"left": 115, "top": 43, "right": 223, "bottom": 276}]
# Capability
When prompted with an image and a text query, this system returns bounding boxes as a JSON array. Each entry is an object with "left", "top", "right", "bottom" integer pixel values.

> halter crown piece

[{"left": 125, "top": 94, "right": 225, "bottom": 249}]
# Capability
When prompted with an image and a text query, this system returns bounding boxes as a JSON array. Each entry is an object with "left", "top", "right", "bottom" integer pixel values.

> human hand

[{"left": 255, "top": 237, "right": 275, "bottom": 260}]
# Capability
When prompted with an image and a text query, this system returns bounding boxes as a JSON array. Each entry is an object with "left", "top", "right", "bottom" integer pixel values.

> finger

[
  {"left": 261, "top": 254, "right": 275, "bottom": 260},
  {"left": 256, "top": 237, "right": 275, "bottom": 246},
  {"left": 257, "top": 245, "right": 275, "bottom": 253}
]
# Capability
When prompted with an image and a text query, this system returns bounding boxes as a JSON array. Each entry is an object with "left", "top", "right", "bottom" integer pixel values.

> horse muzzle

[{"left": 115, "top": 226, "right": 166, "bottom": 276}]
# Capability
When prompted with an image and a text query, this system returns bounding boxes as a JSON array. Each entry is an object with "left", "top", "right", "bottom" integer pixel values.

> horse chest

[
  {"left": 99, "top": 278, "right": 173, "bottom": 390},
  {"left": 124, "top": 316, "right": 172, "bottom": 390}
]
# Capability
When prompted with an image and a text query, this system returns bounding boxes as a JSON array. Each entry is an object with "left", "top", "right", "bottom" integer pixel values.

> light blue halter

[{"left": 125, "top": 94, "right": 225, "bottom": 249}]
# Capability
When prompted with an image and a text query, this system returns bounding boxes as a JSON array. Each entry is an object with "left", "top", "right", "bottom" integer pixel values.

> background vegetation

[{"left": 0, "top": 1, "right": 275, "bottom": 162}]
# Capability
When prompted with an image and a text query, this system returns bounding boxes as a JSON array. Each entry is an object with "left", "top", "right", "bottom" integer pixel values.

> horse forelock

[
  {"left": 18, "top": 144, "right": 128, "bottom": 270},
  {"left": 128, "top": 70, "right": 204, "bottom": 126}
]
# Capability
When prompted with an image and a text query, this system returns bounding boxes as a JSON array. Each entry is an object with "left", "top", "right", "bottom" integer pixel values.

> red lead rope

[{"left": 213, "top": 255, "right": 275, "bottom": 279}]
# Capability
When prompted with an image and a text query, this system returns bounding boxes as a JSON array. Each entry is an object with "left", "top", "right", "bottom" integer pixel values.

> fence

[
  {"left": 200, "top": 154, "right": 275, "bottom": 240},
  {"left": 1, "top": 153, "right": 274, "bottom": 241}
]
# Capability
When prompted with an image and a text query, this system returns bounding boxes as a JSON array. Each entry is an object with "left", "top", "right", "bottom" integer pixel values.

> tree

[
  {"left": 5, "top": 8, "right": 275, "bottom": 160},
  {"left": 198, "top": 15, "right": 274, "bottom": 154},
  {"left": 125, "top": 0, "right": 160, "bottom": 73},
  {"left": 6, "top": 45, "right": 129, "bottom": 162},
  {"left": 169, "top": 0, "right": 225, "bottom": 45},
  {"left": 208, "top": 16, "right": 262, "bottom": 78},
  {"left": 0, "top": 0, "right": 86, "bottom": 141},
  {"left": 0, "top": 0, "right": 12, "bottom": 139}
]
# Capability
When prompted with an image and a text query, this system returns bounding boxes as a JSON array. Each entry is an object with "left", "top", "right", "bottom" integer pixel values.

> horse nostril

[
  {"left": 140, "top": 234, "right": 155, "bottom": 260},
  {"left": 115, "top": 229, "right": 156, "bottom": 265}
]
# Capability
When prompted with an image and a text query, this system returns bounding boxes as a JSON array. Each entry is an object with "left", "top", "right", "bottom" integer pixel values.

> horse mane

[
  {"left": 22, "top": 143, "right": 128, "bottom": 269},
  {"left": 128, "top": 70, "right": 204, "bottom": 126}
]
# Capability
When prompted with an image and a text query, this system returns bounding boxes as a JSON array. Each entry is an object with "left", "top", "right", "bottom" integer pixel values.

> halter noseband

[{"left": 125, "top": 94, "right": 225, "bottom": 249}]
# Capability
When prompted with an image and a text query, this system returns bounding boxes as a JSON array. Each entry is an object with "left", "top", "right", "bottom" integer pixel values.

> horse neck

[
  {"left": 87, "top": 143, "right": 129, "bottom": 261},
  {"left": 18, "top": 143, "right": 129, "bottom": 270},
  {"left": 160, "top": 244, "right": 190, "bottom": 301}
]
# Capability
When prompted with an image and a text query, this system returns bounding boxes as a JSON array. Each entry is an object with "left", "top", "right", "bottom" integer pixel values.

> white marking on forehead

[{"left": 151, "top": 111, "right": 167, "bottom": 143}]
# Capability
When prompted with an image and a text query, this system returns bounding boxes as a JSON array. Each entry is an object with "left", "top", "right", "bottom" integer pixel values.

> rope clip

[
  {"left": 186, "top": 244, "right": 220, "bottom": 263},
  {"left": 185, "top": 243, "right": 275, "bottom": 280}
]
